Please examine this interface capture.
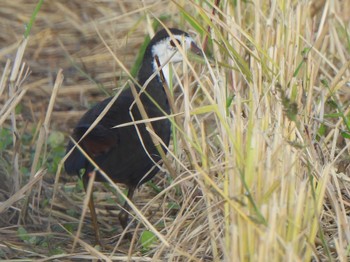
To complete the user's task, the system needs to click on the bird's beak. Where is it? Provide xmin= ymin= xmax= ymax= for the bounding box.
xmin=190 ymin=41 xmax=203 ymax=56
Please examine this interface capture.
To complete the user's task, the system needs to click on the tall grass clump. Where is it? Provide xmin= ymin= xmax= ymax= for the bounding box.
xmin=145 ymin=0 xmax=349 ymax=261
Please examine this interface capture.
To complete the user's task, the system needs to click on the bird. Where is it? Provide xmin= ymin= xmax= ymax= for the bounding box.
xmin=64 ymin=28 xmax=202 ymax=244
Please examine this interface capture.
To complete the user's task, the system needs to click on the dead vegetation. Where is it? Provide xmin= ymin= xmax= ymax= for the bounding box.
xmin=0 ymin=0 xmax=350 ymax=261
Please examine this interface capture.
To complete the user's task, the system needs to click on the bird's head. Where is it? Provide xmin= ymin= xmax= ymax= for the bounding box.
xmin=149 ymin=28 xmax=202 ymax=65
xmin=139 ymin=28 xmax=201 ymax=86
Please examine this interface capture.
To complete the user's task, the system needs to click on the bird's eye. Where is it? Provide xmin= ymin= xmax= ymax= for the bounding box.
xmin=170 ymin=39 xmax=182 ymax=48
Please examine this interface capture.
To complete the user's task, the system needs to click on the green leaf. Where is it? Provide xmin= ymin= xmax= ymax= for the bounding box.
xmin=341 ymin=131 xmax=350 ymax=139
xmin=324 ymin=113 xmax=343 ymax=118
xmin=317 ymin=124 xmax=326 ymax=137
xmin=167 ymin=201 xmax=180 ymax=210
xmin=320 ymin=79 xmax=329 ymax=87
xmin=130 ymin=18 xmax=169 ymax=77
xmin=146 ymin=180 xmax=162 ymax=193
xmin=17 ymin=226 xmax=38 ymax=244
xmin=24 ymin=0 xmax=44 ymax=38
xmin=17 ymin=226 xmax=29 ymax=242
xmin=226 ymin=94 xmax=235 ymax=109
xmin=177 ymin=5 xmax=207 ymax=36
xmin=0 ymin=128 xmax=13 ymax=150
xmin=48 ymin=131 xmax=65 ymax=148
xmin=62 ymin=223 xmax=75 ymax=233
xmin=140 ymin=230 xmax=157 ymax=250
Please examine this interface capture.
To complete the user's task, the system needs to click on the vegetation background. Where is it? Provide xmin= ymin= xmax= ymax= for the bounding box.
xmin=0 ymin=0 xmax=349 ymax=261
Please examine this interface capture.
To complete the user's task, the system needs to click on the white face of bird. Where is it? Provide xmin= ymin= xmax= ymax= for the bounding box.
xmin=151 ymin=34 xmax=196 ymax=64
xmin=151 ymin=33 xmax=201 ymax=86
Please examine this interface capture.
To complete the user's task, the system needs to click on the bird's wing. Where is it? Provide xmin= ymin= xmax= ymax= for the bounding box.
xmin=65 ymin=94 xmax=131 ymax=175
xmin=73 ymin=92 xmax=136 ymax=153
xmin=64 ymin=89 xmax=167 ymax=175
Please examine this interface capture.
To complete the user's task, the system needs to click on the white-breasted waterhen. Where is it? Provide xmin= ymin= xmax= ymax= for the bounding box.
xmin=64 ymin=28 xmax=202 ymax=244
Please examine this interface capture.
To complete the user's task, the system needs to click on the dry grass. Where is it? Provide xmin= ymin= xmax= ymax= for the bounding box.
xmin=1 ymin=0 xmax=350 ymax=261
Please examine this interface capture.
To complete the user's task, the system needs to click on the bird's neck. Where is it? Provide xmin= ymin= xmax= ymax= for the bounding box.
xmin=152 ymin=57 xmax=173 ymax=88
xmin=138 ymin=56 xmax=172 ymax=89
xmin=136 ymin=56 xmax=171 ymax=112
